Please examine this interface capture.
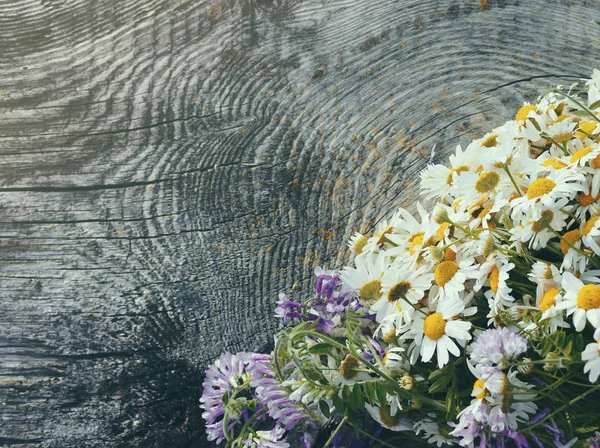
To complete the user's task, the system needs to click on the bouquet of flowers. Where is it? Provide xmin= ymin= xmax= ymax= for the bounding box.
xmin=200 ymin=70 xmax=600 ymax=448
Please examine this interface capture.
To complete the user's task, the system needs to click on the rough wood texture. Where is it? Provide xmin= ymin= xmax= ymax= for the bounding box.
xmin=1 ymin=0 xmax=600 ymax=446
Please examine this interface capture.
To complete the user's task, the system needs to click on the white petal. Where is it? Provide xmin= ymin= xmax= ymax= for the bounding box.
xmin=445 ymin=320 xmax=472 ymax=340
xmin=436 ymin=339 xmax=449 ymax=368
xmin=574 ymin=309 xmax=587 ymax=332
xmin=421 ymin=338 xmax=436 ymax=363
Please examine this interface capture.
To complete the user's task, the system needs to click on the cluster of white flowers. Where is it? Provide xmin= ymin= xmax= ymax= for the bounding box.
xmin=338 ymin=72 xmax=600 ymax=445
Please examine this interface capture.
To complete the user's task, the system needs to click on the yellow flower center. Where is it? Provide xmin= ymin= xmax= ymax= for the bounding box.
xmin=553 ymin=132 xmax=573 ymax=144
xmin=444 ymin=247 xmax=456 ymax=261
xmin=540 ymin=287 xmax=560 ymax=312
xmin=560 ymin=229 xmax=581 ymax=254
xmin=489 ymin=266 xmax=500 ymax=293
xmin=359 ymin=280 xmax=382 ymax=304
xmin=477 ymin=204 xmax=494 ymax=220
xmin=446 ymin=165 xmax=469 ymax=186
xmin=570 ymin=146 xmax=594 ymax=164
xmin=576 ymin=121 xmax=597 ymax=140
xmin=376 ymin=224 xmax=394 ymax=245
xmin=531 ymin=210 xmax=554 ymax=233
xmin=526 ymin=178 xmax=556 ymax=200
xmin=382 ymin=329 xmax=397 ymax=344
xmin=409 ymin=234 xmax=424 ymax=255
xmin=436 ymin=222 xmax=451 ymax=241
xmin=475 ymin=171 xmax=500 ymax=193
xmin=388 ymin=281 xmax=412 ymax=302
xmin=515 ymin=104 xmax=538 ymax=122
xmin=473 ymin=379 xmax=486 ymax=400
xmin=423 ymin=312 xmax=447 ymax=340
xmin=340 ymin=355 xmax=360 ymax=380
xmin=577 ymin=284 xmax=600 ymax=310
xmin=434 ymin=261 xmax=459 ymax=286
xmin=481 ymin=134 xmax=498 ymax=148
xmin=544 ymin=265 xmax=553 ymax=279
xmin=578 ymin=191 xmax=599 ymax=207
xmin=378 ymin=405 xmax=401 ymax=428
xmin=583 ymin=216 xmax=600 ymax=236
xmin=352 ymin=235 xmax=369 ymax=255
xmin=541 ymin=159 xmax=567 ymax=170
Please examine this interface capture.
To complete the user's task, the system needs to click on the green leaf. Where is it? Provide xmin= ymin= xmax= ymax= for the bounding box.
xmin=363 ymin=381 xmax=376 ymax=404
xmin=342 ymin=385 xmax=352 ymax=403
xmin=428 ymin=366 xmax=449 ymax=381
xmin=351 ymin=385 xmax=365 ymax=410
xmin=429 ymin=374 xmax=452 ymax=394
xmin=375 ymin=382 xmax=387 ymax=406
xmin=346 ymin=407 xmax=359 ymax=426
xmin=332 ymin=393 xmax=345 ymax=414
xmin=307 ymin=343 xmax=332 ymax=355
xmin=319 ymin=399 xmax=331 ymax=419
xmin=589 ymin=99 xmax=600 ymax=110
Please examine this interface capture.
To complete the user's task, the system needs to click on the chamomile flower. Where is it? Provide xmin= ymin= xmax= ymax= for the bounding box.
xmin=536 ymin=286 xmax=569 ymax=334
xmin=431 ymin=253 xmax=480 ymax=301
xmin=420 ymin=144 xmax=479 ymax=201
xmin=347 ymin=232 xmax=369 ymax=255
xmin=476 ymin=254 xmax=515 ymax=311
xmin=545 ymin=120 xmax=577 ymax=146
xmin=557 ymin=271 xmax=600 ymax=331
xmin=371 ymin=263 xmax=433 ymax=324
xmin=414 ymin=419 xmax=454 ymax=447
xmin=341 ymin=252 xmax=389 ymax=306
xmin=509 ymin=203 xmax=569 ymax=250
xmin=581 ymin=214 xmax=600 ymax=256
xmin=365 ymin=404 xmax=412 ymax=431
xmin=582 ymin=328 xmax=600 ymax=383
xmin=510 ymin=168 xmax=585 ymax=217
xmin=404 ymin=296 xmax=472 ymax=368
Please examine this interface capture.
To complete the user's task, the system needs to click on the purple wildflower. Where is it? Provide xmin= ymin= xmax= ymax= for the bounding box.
xmin=469 ymin=327 xmax=528 ymax=367
xmin=247 ymin=353 xmax=315 ymax=431
xmin=200 ymin=352 xmax=254 ymax=444
xmin=590 ymin=431 xmax=600 ymax=448
xmin=274 ymin=293 xmax=304 ymax=324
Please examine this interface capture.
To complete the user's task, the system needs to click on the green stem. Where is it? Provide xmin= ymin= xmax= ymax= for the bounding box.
xmin=503 ymin=165 xmax=523 ymax=197
xmin=556 ymin=90 xmax=600 ymax=123
xmin=323 ymin=416 xmax=348 ymax=448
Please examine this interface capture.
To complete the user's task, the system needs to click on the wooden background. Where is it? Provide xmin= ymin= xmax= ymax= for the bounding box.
xmin=1 ymin=0 xmax=599 ymax=446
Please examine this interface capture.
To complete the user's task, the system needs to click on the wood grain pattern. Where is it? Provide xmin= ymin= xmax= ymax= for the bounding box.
xmin=1 ymin=0 xmax=600 ymax=445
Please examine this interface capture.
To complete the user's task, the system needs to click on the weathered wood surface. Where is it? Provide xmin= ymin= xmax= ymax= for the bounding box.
xmin=1 ymin=0 xmax=599 ymax=446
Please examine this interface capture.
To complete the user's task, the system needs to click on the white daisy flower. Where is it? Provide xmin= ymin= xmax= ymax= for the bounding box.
xmin=510 ymin=168 xmax=585 ymax=217
xmin=509 ymin=203 xmax=569 ymax=250
xmin=403 ymin=296 xmax=472 ymax=368
xmin=581 ymin=214 xmax=600 ymax=256
xmin=413 ymin=419 xmax=453 ymax=447
xmin=568 ymin=144 xmax=600 ymax=168
xmin=545 ymin=120 xmax=577 ymax=146
xmin=420 ymin=144 xmax=479 ymax=201
xmin=431 ymin=252 xmax=480 ymax=301
xmin=536 ymin=285 xmax=569 ymax=334
xmin=559 ymin=228 xmax=588 ymax=273
xmin=556 ymin=271 xmax=600 ymax=331
xmin=586 ymin=68 xmax=600 ymax=106
xmin=341 ymin=252 xmax=388 ymax=306
xmin=371 ymin=263 xmax=433 ymax=325
xmin=347 ymin=232 xmax=369 ymax=255
xmin=365 ymin=404 xmax=412 ymax=431
xmin=582 ymin=328 xmax=600 ymax=383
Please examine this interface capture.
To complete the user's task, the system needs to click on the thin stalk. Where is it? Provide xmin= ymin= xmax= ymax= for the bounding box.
xmin=323 ymin=416 xmax=348 ymax=448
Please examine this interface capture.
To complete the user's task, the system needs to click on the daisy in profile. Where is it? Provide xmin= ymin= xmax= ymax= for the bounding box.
xmin=475 ymin=254 xmax=515 ymax=311
xmin=581 ymin=214 xmax=600 ymax=256
xmin=347 ymin=232 xmax=369 ymax=255
xmin=403 ymin=296 xmax=472 ymax=368
xmin=582 ymin=328 xmax=600 ymax=383
xmin=535 ymin=286 xmax=569 ymax=334
xmin=365 ymin=403 xmax=412 ymax=431
xmin=341 ymin=252 xmax=388 ymax=306
xmin=557 ymin=271 xmax=600 ymax=331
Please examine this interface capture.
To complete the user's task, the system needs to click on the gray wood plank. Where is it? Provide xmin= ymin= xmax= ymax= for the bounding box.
xmin=1 ymin=0 xmax=599 ymax=445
